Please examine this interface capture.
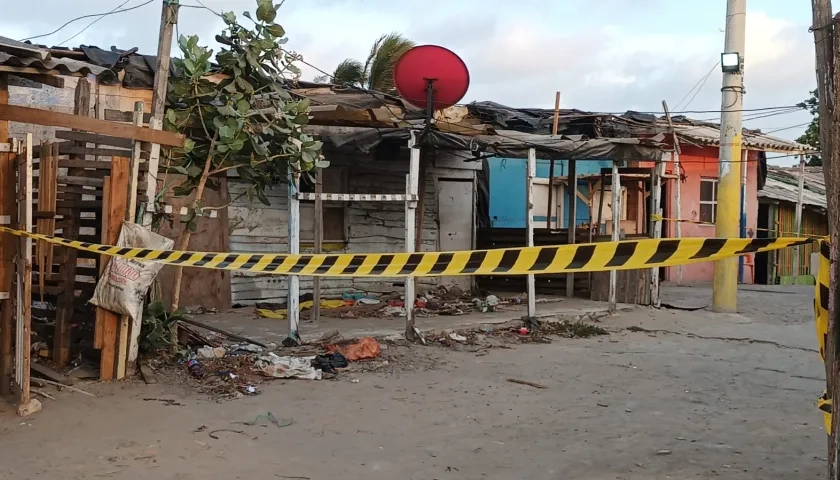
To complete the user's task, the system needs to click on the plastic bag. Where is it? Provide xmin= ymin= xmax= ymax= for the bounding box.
xmin=90 ymin=222 xmax=174 ymax=323
xmin=330 ymin=337 xmax=382 ymax=361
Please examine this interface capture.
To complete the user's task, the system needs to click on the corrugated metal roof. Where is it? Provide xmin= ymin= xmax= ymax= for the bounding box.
xmin=0 ymin=37 xmax=116 ymax=82
xmin=464 ymin=103 xmax=815 ymax=153
xmin=669 ymin=123 xmax=814 ymax=153
xmin=758 ymin=166 xmax=826 ymax=210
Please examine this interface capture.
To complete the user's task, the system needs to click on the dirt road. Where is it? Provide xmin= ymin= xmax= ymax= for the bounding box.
xmin=0 ymin=284 xmax=826 ymax=479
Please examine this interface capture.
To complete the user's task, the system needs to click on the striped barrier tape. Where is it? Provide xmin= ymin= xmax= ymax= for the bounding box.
xmin=651 ymin=214 xmax=829 ymax=239
xmin=0 ymin=226 xmax=814 ymax=277
xmin=815 ymin=240 xmax=831 ymax=433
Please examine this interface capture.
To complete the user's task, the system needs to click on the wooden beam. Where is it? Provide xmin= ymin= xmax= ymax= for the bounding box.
xmin=0 ymin=76 xmax=13 ymax=396
xmin=0 ymin=141 xmax=14 ymax=396
xmin=54 ymin=80 xmax=91 ymax=365
xmin=312 ymin=168 xmax=323 ymax=323
xmin=104 ymin=109 xmax=152 ymax=124
xmin=99 ymin=158 xmax=130 ymax=380
xmin=566 ymin=159 xmax=577 ymax=298
xmin=8 ymin=73 xmax=65 ymax=89
xmin=0 ymin=65 xmax=82 ymax=78
xmin=0 ymin=104 xmax=184 ymax=147
xmin=116 ymin=103 xmax=145 ymax=379
xmin=54 ymin=130 xmax=134 ymax=149
xmin=17 ymin=133 xmax=34 ymax=405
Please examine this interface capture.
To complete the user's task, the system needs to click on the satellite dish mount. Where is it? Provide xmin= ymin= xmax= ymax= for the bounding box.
xmin=393 ymin=45 xmax=470 ymax=141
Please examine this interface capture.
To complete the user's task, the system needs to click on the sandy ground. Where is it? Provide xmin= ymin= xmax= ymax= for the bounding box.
xmin=0 ymin=283 xmax=827 ymax=480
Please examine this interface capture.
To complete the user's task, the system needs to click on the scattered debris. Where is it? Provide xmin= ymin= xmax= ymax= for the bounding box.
xmin=312 ymin=353 xmax=349 ymax=373
xmin=187 ymin=359 xmax=205 ymax=379
xmin=38 ymin=379 xmax=96 ymax=397
xmin=448 ymin=332 xmax=467 ymax=343
xmin=350 ymin=378 xmax=360 ymax=383
xmin=209 ymin=429 xmax=250 ymax=440
xmin=232 ymin=343 xmax=264 ymax=353
xmin=143 ymin=398 xmax=184 ymax=407
xmin=312 ymin=329 xmax=341 ymax=344
xmin=197 ymin=346 xmax=226 ymax=359
xmin=67 ymin=364 xmax=99 ymax=380
xmin=382 ymin=305 xmax=406 ymax=317
xmin=244 ymin=412 xmax=293 ymax=428
xmin=506 ymin=378 xmax=547 ymax=389
xmin=656 ymin=449 xmax=672 ymax=455
xmin=330 ymin=337 xmax=382 ymax=361
xmin=256 ymin=354 xmax=322 ymax=380
xmin=16 ymin=398 xmax=42 ymax=417
xmin=178 ymin=316 xmax=268 ymax=348
xmin=31 ymin=362 xmax=74 ymax=385
xmin=32 ymin=388 xmax=56 ymax=401
xmin=241 ymin=385 xmax=258 ymax=395
xmin=597 ymin=403 xmax=609 ymax=408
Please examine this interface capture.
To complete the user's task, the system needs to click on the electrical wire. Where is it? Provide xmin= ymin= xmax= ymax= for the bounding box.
xmin=19 ymin=0 xmax=155 ymax=42
xmin=674 ymin=62 xmax=719 ymax=112
xmin=57 ymin=0 xmax=132 ymax=46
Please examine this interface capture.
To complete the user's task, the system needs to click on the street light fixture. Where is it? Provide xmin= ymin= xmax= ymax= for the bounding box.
xmin=721 ymin=52 xmax=741 ymax=73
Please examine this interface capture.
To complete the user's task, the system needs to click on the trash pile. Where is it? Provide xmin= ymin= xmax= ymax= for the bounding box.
xmin=252 ymin=287 xmax=528 ymax=321
xmin=151 ymin=334 xmax=386 ymax=400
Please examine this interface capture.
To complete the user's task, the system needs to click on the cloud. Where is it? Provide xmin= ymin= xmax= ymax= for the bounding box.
xmin=0 ymin=1 xmax=816 ymax=164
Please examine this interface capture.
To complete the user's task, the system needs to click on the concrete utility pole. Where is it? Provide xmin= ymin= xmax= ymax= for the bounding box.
xmin=712 ymin=0 xmax=747 ymax=312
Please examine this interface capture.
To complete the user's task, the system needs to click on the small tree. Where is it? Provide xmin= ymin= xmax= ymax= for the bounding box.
xmin=314 ymin=32 xmax=415 ymax=92
xmin=797 ymin=89 xmax=822 ymax=166
xmin=162 ymin=0 xmax=325 ymax=310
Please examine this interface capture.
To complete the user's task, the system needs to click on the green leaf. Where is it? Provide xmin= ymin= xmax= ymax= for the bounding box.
xmin=229 ymin=138 xmax=245 ymax=152
xmin=218 ymin=125 xmax=233 ymax=139
xmin=237 ymin=99 xmax=250 ymax=113
xmin=315 ymin=159 xmax=330 ymax=169
xmin=256 ymin=187 xmax=270 ymax=206
xmin=183 ymin=58 xmax=196 ymax=74
xmin=265 ymin=23 xmax=285 ymax=38
xmin=222 ymin=11 xmax=236 ymax=25
xmin=256 ymin=0 xmax=277 ymax=22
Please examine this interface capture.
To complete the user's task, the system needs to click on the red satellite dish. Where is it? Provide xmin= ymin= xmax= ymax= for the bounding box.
xmin=393 ymin=45 xmax=470 ymax=111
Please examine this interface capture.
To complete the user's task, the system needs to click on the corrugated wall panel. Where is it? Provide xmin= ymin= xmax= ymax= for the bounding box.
xmin=227 ymin=159 xmax=448 ymax=306
xmin=773 ymin=205 xmax=826 ymax=278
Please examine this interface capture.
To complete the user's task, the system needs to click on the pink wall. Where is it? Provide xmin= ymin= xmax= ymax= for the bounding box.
xmin=660 ymin=146 xmax=758 ymax=284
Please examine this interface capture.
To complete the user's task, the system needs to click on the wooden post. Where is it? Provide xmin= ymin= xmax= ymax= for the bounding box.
xmin=566 ymin=159 xmax=577 ymax=297
xmin=143 ymin=0 xmax=179 ymax=227
xmin=650 ymin=153 xmax=665 ymax=307
xmin=609 ymin=163 xmax=621 ymax=312
xmin=662 ymin=100 xmax=683 ymax=284
xmin=287 ymin=165 xmax=301 ymax=344
xmin=413 ymin=158 xmax=427 ymax=299
xmin=311 ymin=168 xmax=323 ymax=323
xmin=525 ymin=148 xmax=536 ymax=319
xmin=16 ymin=133 xmax=33 ymax=406
xmin=54 ymin=78 xmax=90 ymax=365
xmin=120 ymin=102 xmax=144 ymax=375
xmin=793 ymin=155 xmax=805 ymax=285
xmin=98 ymin=158 xmax=130 ymax=380
xmin=0 ymin=73 xmax=13 ymax=396
xmin=546 ymin=92 xmax=561 ymax=229
xmin=596 ymin=173 xmax=606 ymax=233
xmin=404 ymin=132 xmax=420 ymax=341
xmin=811 ymin=3 xmax=838 ymax=474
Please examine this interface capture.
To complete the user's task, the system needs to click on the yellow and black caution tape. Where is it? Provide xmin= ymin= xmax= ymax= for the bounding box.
xmin=815 ymin=240 xmax=831 ymax=433
xmin=0 ymin=226 xmax=815 ymax=277
xmin=651 ymin=214 xmax=829 ymax=240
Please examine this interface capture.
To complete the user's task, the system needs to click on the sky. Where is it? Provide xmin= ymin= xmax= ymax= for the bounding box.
xmin=1 ymin=0 xmax=819 ymax=166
